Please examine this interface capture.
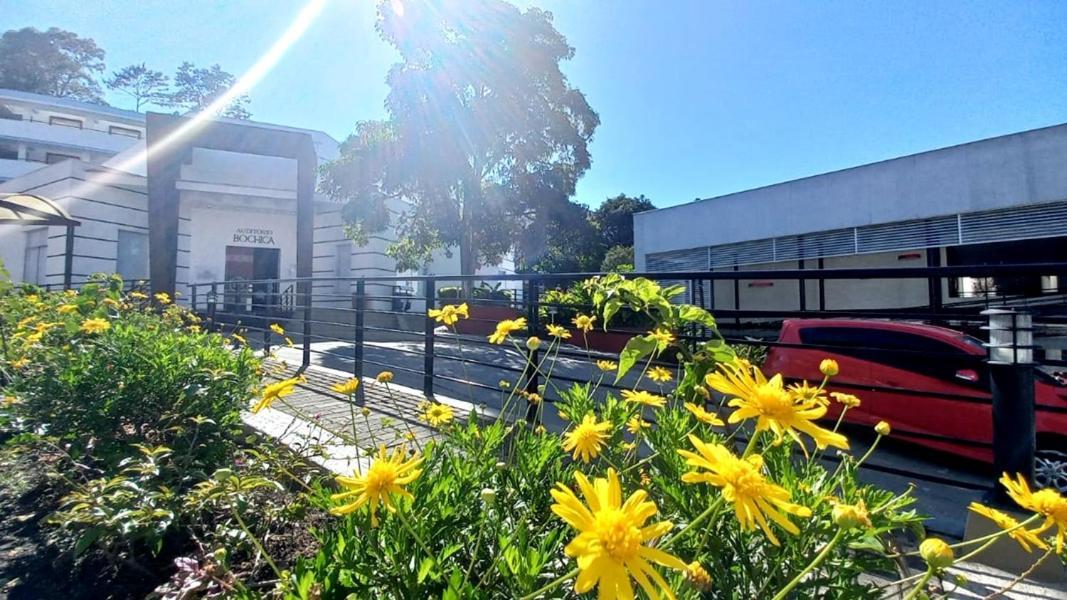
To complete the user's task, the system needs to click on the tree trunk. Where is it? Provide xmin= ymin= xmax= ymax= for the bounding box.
xmin=459 ymin=176 xmax=481 ymax=299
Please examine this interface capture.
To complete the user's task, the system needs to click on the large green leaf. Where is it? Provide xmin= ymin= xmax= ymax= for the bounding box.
xmin=677 ymin=304 xmax=716 ymax=329
xmin=616 ymin=334 xmax=656 ymax=382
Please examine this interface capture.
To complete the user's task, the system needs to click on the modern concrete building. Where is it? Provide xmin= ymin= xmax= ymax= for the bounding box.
xmin=634 ymin=123 xmax=1067 ymax=311
xmin=0 ymin=89 xmax=144 ymax=183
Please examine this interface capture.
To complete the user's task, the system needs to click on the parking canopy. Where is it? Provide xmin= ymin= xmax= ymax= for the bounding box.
xmin=0 ymin=193 xmax=80 ymax=226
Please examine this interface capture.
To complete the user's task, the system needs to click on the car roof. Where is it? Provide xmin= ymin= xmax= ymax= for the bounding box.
xmin=783 ymin=318 xmax=976 ymax=344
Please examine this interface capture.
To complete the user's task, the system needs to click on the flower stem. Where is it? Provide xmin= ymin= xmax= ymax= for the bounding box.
xmin=902 ymin=568 xmax=934 ymax=600
xmin=770 ymin=528 xmax=845 ymax=600
xmin=231 ymin=506 xmax=282 ymax=579
xmin=519 ymin=567 xmax=579 ymax=600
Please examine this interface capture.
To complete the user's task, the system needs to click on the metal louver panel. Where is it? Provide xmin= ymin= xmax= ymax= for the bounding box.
xmin=961 ymin=202 xmax=1067 ymax=244
xmin=645 ymin=247 xmax=709 ymax=272
xmin=774 ymin=228 xmax=855 ymax=261
xmin=709 ymin=239 xmax=775 ymax=268
xmin=856 ymin=216 xmax=959 ymax=253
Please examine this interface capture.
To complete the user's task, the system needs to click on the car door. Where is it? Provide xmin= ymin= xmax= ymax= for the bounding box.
xmin=786 ymin=325 xmax=876 ymax=424
xmin=843 ymin=328 xmax=992 ymax=460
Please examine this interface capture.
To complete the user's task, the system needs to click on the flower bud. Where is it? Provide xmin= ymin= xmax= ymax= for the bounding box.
xmin=499 ymin=380 xmax=511 ymax=390
xmin=525 ymin=336 xmax=541 ymax=351
xmin=685 ymin=561 xmax=712 ymax=591
xmin=832 ymin=500 xmax=871 ymax=530
xmin=361 ymin=407 xmax=371 ymax=417
xmin=875 ymin=420 xmax=891 ymax=436
xmin=819 ymin=359 xmax=839 ymax=377
xmin=480 ymin=488 xmax=497 ymax=505
xmin=920 ymin=538 xmax=954 ymax=570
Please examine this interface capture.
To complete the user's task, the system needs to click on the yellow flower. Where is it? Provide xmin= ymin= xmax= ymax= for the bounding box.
xmin=626 ymin=416 xmax=650 ymax=435
xmin=80 ymin=318 xmax=111 ymax=335
xmin=787 ymin=381 xmax=827 ymax=405
xmin=830 ymin=391 xmax=861 ymax=408
xmin=376 ymin=371 xmax=394 ymax=384
xmin=969 ymin=501 xmax=1047 ymax=553
xmin=421 ymin=402 xmax=454 ymax=427
xmin=647 ymin=328 xmax=675 ymax=352
xmin=526 ymin=336 xmax=542 ymax=351
xmin=706 ymin=360 xmax=848 ymax=451
xmin=562 ymin=414 xmax=612 ymax=463
xmin=24 ymin=294 xmax=40 ymax=305
xmin=621 ymin=389 xmax=666 ymax=408
xmin=547 ymin=323 xmax=571 ymax=339
xmin=571 ymin=314 xmax=596 ymax=333
xmin=679 ymin=435 xmax=812 ymax=545
xmin=685 ymin=561 xmax=712 ymax=591
xmin=647 ymin=366 xmax=672 ymax=383
xmin=63 ymin=289 xmax=77 ymax=297
xmin=232 ymin=333 xmax=247 ymax=346
xmin=330 ymin=445 xmax=423 ymax=527
xmin=129 ymin=291 xmax=148 ymax=300
xmin=188 ymin=324 xmax=201 ymax=334
xmin=427 ymin=303 xmax=469 ymax=326
xmin=550 ymin=468 xmax=686 ymax=600
xmin=9 ymin=358 xmax=29 ymax=370
xmin=58 ymin=303 xmax=79 ymax=314
xmin=1 ymin=395 xmax=20 ymax=408
xmin=684 ymin=402 xmax=724 ymax=426
xmin=251 ymin=377 xmax=302 ymax=413
xmin=831 ymin=499 xmax=872 ymax=529
xmin=919 ymin=538 xmax=954 ymax=570
xmin=875 ymin=421 xmax=891 ymax=436
xmin=1001 ymin=472 xmax=1067 ymax=552
xmin=285 ymin=336 xmax=294 ymax=348
xmin=270 ymin=323 xmax=285 ymax=335
xmin=488 ymin=317 xmax=526 ymax=344
xmin=819 ymin=358 xmax=839 ymax=377
xmin=525 ymin=392 xmax=542 ymax=405
xmin=596 ymin=360 xmax=618 ymax=373
xmin=332 ymin=378 xmax=360 ymax=396
xmin=102 ymin=297 xmax=121 ymax=308
xmin=154 ymin=292 xmax=171 ymax=304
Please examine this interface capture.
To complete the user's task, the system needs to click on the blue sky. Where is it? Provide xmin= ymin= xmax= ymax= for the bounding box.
xmin=5 ymin=1 xmax=1067 ymax=208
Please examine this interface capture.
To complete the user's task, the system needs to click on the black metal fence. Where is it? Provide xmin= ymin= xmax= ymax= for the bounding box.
xmin=183 ymin=263 xmax=1067 ymax=535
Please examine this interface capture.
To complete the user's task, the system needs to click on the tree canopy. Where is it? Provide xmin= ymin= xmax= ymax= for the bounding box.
xmin=0 ymin=27 xmax=106 ymax=103
xmin=169 ymin=62 xmax=251 ymax=119
xmin=591 ymin=193 xmax=655 ymax=249
xmin=324 ymin=0 xmax=599 ymax=276
xmin=105 ymin=63 xmax=171 ymax=111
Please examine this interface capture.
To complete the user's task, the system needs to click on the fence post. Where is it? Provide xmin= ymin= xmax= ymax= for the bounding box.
xmin=191 ymin=284 xmax=198 ymax=314
xmin=524 ymin=278 xmax=541 ymax=425
xmin=423 ymin=277 xmax=435 ymax=399
xmin=983 ymin=308 xmax=1036 ymax=503
xmin=208 ymin=283 xmax=218 ymax=332
xmin=353 ymin=279 xmax=365 ymax=404
xmin=301 ymin=280 xmax=312 ymax=369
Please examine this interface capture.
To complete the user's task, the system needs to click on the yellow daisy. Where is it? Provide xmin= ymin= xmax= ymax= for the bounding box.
xmin=154 ymin=292 xmax=171 ymax=304
xmin=550 ymin=468 xmax=686 ymax=600
xmin=621 ymin=389 xmax=666 ymax=408
xmin=331 ymin=378 xmax=360 ymax=396
xmin=647 ymin=328 xmax=675 ymax=352
xmin=571 ymin=314 xmax=596 ymax=333
xmin=626 ymin=415 xmax=651 ymax=435
xmin=57 ymin=303 xmax=79 ymax=314
xmin=706 ymin=360 xmax=848 ymax=451
xmin=251 ymin=377 xmax=302 ymax=413
xmin=648 ymin=366 xmax=672 ymax=383
xmin=679 ymin=435 xmax=812 ymax=545
xmin=376 ymin=371 xmax=394 ymax=383
xmin=562 ymin=414 xmax=612 ymax=463
xmin=488 ymin=317 xmax=526 ymax=344
xmin=596 ymin=360 xmax=618 ymax=373
xmin=547 ymin=323 xmax=572 ymax=339
xmin=684 ymin=402 xmax=724 ymax=426
xmin=420 ymin=402 xmax=454 ymax=427
xmin=427 ymin=303 xmax=469 ymax=326
xmin=270 ymin=323 xmax=285 ymax=335
xmin=79 ymin=318 xmax=111 ymax=335
xmin=968 ymin=501 xmax=1047 ymax=553
xmin=829 ymin=392 xmax=861 ymax=408
xmin=1000 ymin=472 xmax=1067 ymax=552
xmin=330 ymin=445 xmax=423 ymax=527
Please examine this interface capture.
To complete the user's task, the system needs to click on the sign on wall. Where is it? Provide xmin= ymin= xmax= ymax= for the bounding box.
xmin=232 ymin=227 xmax=275 ymax=245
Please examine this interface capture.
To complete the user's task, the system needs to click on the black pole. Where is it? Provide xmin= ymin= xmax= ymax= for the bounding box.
xmin=988 ymin=312 xmax=1036 ymax=504
xmin=63 ymin=224 xmax=74 ymax=290
xmin=523 ymin=278 xmax=541 ymax=425
xmin=353 ymin=279 xmax=365 ymax=405
xmin=423 ymin=277 xmax=435 ymax=399
xmin=798 ymin=259 xmax=807 ymax=312
xmin=300 ymin=281 xmax=311 ymax=369
xmin=208 ymin=283 xmax=218 ymax=332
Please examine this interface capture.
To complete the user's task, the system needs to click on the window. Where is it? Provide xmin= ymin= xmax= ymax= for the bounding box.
xmin=334 ymin=243 xmax=351 ymax=297
xmin=45 ymin=152 xmax=79 ymax=165
xmin=48 ymin=116 xmax=83 ymax=128
xmin=117 ymin=230 xmax=149 ymax=281
xmin=0 ymin=142 xmax=18 ymax=160
xmin=108 ymin=125 xmax=142 ymax=139
xmin=798 ymin=326 xmax=983 ymax=383
xmin=22 ymin=228 xmax=48 ymax=285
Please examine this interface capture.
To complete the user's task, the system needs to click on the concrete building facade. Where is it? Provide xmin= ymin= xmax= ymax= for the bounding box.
xmin=634 ymin=123 xmax=1067 ymax=310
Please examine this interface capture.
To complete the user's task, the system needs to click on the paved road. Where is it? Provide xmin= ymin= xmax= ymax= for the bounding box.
xmin=272 ymin=334 xmax=997 ymax=540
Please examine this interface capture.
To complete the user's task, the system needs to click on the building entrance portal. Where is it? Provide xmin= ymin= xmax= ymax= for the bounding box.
xmin=224 ymin=246 xmax=281 ymax=314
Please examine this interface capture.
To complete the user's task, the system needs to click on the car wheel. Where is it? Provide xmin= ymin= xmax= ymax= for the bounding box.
xmin=1034 ymin=449 xmax=1067 ymax=493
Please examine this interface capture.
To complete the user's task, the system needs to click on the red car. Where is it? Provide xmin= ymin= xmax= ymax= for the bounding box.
xmin=763 ymin=319 xmax=1067 ymax=490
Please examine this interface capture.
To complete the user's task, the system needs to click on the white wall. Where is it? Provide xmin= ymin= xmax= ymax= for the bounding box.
xmin=187 ymin=205 xmax=298 ymax=286
xmin=635 ymin=122 xmax=1067 ymax=263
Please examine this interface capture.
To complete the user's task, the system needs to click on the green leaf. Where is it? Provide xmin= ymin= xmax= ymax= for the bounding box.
xmin=616 ymin=334 xmax=656 ymax=382
xmin=74 ymin=527 xmax=102 ymax=556
xmin=417 ymin=557 xmax=436 ymax=583
xmin=677 ymin=304 xmax=716 ymax=329
xmin=602 ymin=297 xmax=622 ymax=328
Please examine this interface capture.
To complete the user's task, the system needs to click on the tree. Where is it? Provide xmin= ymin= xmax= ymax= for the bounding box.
xmin=591 ymin=193 xmax=655 ymax=248
xmin=519 ymin=200 xmax=605 ymax=273
xmin=324 ymin=0 xmax=599 ymax=280
xmin=168 ymin=62 xmax=251 ymax=119
xmin=600 ymin=244 xmax=635 ymax=273
xmin=106 ymin=63 xmax=170 ymax=111
xmin=0 ymin=27 xmax=106 ymax=103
